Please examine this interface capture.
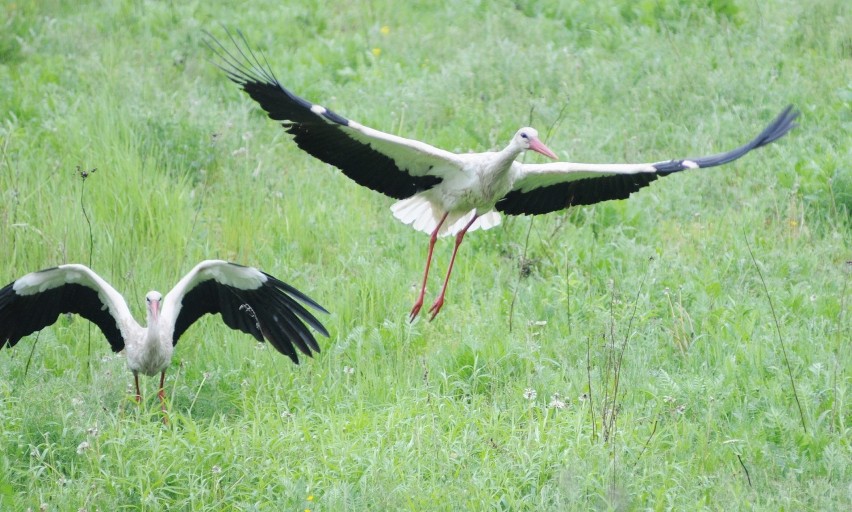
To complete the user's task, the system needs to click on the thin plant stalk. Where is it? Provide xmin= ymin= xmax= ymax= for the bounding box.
xmin=744 ymin=232 xmax=807 ymax=433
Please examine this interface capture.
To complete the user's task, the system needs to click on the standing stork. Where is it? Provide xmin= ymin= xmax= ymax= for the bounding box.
xmin=0 ymin=260 xmax=328 ymax=417
xmin=206 ymin=30 xmax=798 ymax=321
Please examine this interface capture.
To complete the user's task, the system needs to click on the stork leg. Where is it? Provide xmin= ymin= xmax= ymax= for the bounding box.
xmin=158 ymin=371 xmax=168 ymax=424
xmin=133 ymin=372 xmax=142 ymax=403
xmin=409 ymin=212 xmax=449 ymax=322
xmin=428 ymin=214 xmax=479 ymax=321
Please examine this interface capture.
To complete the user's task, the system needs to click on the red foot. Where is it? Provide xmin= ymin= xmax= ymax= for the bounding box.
xmin=427 ymin=296 xmax=445 ymax=321
xmin=409 ymin=299 xmax=424 ymax=322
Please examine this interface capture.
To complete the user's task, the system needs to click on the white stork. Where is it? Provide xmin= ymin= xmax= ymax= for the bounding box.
xmin=206 ymin=31 xmax=799 ymax=321
xmin=0 ymin=260 xmax=328 ymax=415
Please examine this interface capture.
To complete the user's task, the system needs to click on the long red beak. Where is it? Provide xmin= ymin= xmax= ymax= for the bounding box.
xmin=528 ymin=137 xmax=558 ymax=160
xmin=150 ymin=300 xmax=160 ymax=322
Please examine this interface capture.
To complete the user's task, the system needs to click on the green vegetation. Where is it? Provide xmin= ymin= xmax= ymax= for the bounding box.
xmin=0 ymin=0 xmax=848 ymax=509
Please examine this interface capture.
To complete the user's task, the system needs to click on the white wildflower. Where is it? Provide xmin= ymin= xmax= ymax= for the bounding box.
xmin=548 ymin=393 xmax=567 ymax=409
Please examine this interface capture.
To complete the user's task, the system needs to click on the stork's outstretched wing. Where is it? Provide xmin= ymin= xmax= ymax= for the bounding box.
xmin=163 ymin=260 xmax=329 ymax=364
xmin=497 ymin=106 xmax=799 ymax=215
xmin=205 ymin=29 xmax=468 ymax=199
xmin=0 ymin=265 xmax=135 ymax=351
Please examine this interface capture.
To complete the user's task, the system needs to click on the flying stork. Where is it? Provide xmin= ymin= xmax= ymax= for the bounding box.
xmin=206 ymin=30 xmax=799 ymax=322
xmin=0 ymin=260 xmax=329 ymax=416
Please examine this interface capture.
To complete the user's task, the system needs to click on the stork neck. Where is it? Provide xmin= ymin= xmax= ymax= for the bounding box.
xmin=493 ymin=144 xmax=524 ymax=173
xmin=145 ymin=302 xmax=163 ymax=342
xmin=145 ymin=315 xmax=161 ymax=343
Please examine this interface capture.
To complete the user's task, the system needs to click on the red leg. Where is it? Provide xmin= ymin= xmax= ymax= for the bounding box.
xmin=428 ymin=214 xmax=478 ymax=321
xmin=134 ymin=373 xmax=142 ymax=403
xmin=410 ymin=212 xmax=449 ymax=322
xmin=158 ymin=371 xmax=168 ymax=425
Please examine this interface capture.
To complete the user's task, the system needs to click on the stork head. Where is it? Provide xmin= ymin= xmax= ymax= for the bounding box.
xmin=145 ymin=291 xmax=162 ymax=323
xmin=514 ymin=127 xmax=558 ymax=160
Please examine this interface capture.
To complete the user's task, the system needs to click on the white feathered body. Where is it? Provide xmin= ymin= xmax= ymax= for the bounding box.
xmin=391 ymin=149 xmax=521 ymax=237
xmin=124 ymin=322 xmax=173 ymax=377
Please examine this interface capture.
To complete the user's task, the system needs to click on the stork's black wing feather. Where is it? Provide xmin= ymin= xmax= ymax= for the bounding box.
xmin=171 ymin=272 xmax=328 ymax=364
xmin=205 ymin=29 xmax=442 ymax=199
xmin=0 ymin=272 xmax=125 ymax=352
xmin=498 ymin=173 xmax=662 ymax=216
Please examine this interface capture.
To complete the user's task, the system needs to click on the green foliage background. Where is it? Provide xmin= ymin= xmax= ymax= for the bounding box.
xmin=0 ymin=0 xmax=849 ymax=510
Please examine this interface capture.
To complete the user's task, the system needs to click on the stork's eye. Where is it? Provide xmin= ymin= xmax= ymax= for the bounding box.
xmin=520 ymin=132 xmax=529 ymax=140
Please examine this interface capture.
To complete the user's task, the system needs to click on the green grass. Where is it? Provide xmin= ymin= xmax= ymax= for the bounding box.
xmin=1 ymin=0 xmax=849 ymax=509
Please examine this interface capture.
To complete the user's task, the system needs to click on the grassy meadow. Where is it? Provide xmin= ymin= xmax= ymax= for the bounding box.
xmin=1 ymin=0 xmax=849 ymax=509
